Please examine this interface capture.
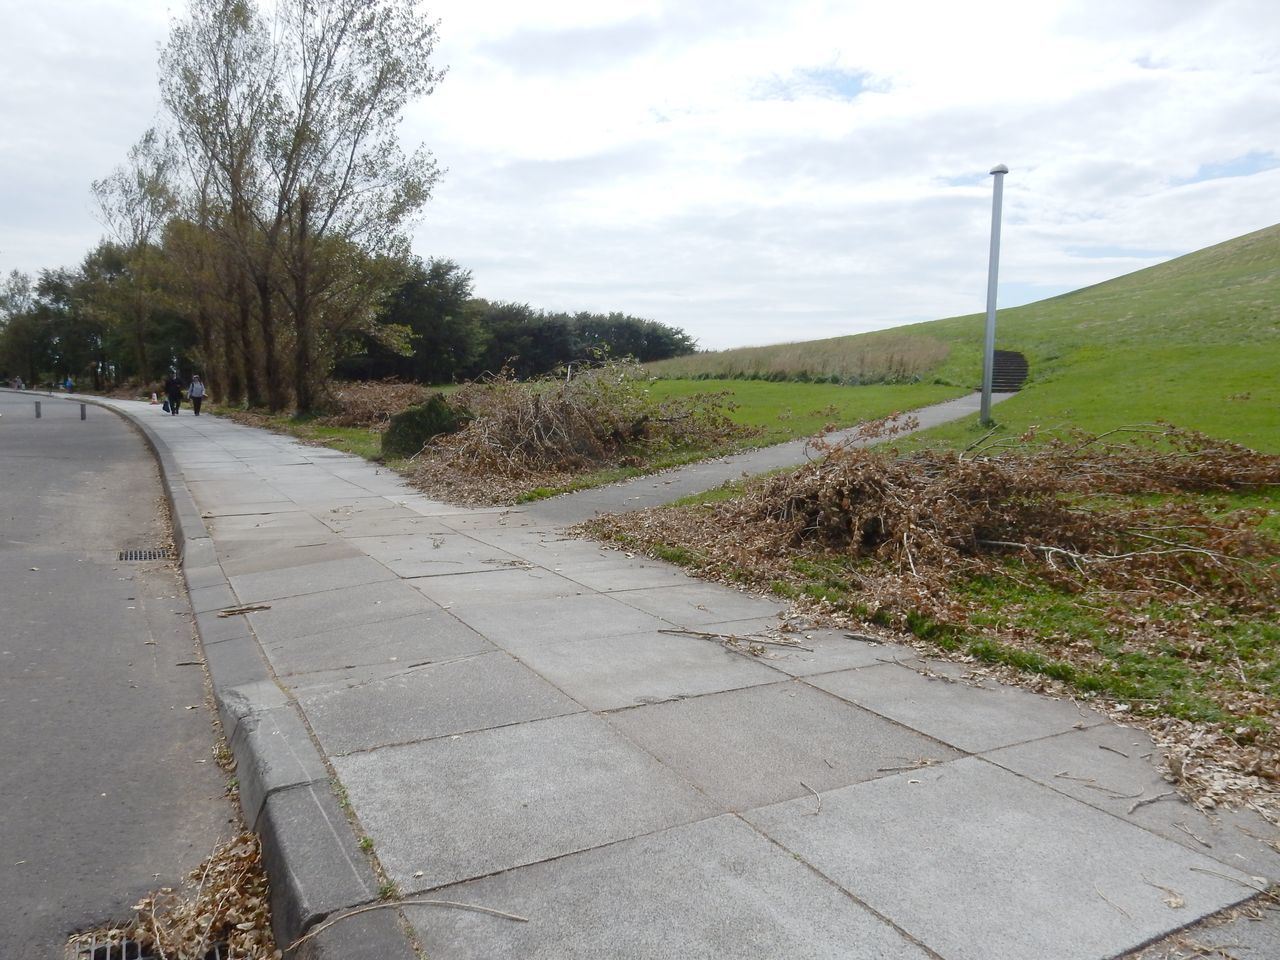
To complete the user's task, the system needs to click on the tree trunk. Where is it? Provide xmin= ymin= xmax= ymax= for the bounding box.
xmin=292 ymin=191 xmax=313 ymax=414
xmin=255 ymin=274 xmax=287 ymax=412
xmin=238 ymin=278 xmax=263 ymax=407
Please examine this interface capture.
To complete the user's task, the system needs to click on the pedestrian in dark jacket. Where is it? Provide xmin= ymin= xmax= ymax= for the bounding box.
xmin=164 ymin=375 xmax=183 ymax=415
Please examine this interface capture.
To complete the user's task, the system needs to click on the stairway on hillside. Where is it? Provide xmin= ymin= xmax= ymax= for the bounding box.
xmin=990 ymin=349 xmax=1029 ymax=392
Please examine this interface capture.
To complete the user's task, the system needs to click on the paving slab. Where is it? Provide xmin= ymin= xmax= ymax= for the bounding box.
xmin=315 ymin=505 xmax=453 ymax=538
xmin=207 ymin=510 xmax=334 ymax=540
xmin=745 ymin=756 xmax=1258 ymax=960
xmin=299 ymin=650 xmax=583 ymax=755
xmin=406 ymin=565 xmax=590 ymax=606
xmin=557 ymin=556 xmax=693 ymax=592
xmin=807 ymin=659 xmax=1106 ymax=752
xmin=608 ymin=680 xmax=962 ymax=810
xmin=685 ymin=617 xmax=917 ymax=677
xmin=445 ymin=592 xmax=670 ymax=654
xmin=409 ymin=814 xmax=933 ymax=960
xmin=514 ymin=629 xmax=781 ymax=711
xmin=332 ymin=712 xmax=723 ymax=891
xmin=348 ymin=531 xmax=524 ymax=577
xmin=260 ymin=608 xmax=495 ymax=678
xmin=612 ymin=581 xmax=786 ymax=626
xmin=217 ymin=539 xmax=361 ymax=577
xmin=244 ymin=578 xmax=436 ymax=645
xmin=984 ymin=724 xmax=1280 ymax=880
xmin=228 ymin=554 xmax=397 ymax=604
xmin=439 ymin=510 xmax=541 ymax=531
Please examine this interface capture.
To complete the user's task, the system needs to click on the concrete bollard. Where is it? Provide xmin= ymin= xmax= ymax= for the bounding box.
xmin=81 ymin=403 xmax=87 ymax=420
xmin=35 ymin=401 xmax=41 ymax=419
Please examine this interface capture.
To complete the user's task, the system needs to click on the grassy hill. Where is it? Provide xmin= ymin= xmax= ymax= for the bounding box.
xmin=653 ymin=223 xmax=1280 ymax=451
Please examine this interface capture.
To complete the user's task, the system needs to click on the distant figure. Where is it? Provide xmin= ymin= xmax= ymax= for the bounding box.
xmin=64 ymin=375 xmax=74 ymax=392
xmin=164 ymin=374 xmax=183 ymax=416
xmin=12 ymin=377 xmax=23 ymax=390
xmin=188 ymin=375 xmax=206 ymax=416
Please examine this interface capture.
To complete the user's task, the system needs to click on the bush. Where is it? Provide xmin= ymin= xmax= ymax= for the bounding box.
xmin=381 ymin=393 xmax=469 ymax=458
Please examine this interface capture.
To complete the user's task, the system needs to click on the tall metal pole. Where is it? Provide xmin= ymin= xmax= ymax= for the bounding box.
xmin=980 ymin=163 xmax=1008 ymax=426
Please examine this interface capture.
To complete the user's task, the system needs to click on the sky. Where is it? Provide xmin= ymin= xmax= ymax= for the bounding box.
xmin=2 ymin=0 xmax=1278 ymax=350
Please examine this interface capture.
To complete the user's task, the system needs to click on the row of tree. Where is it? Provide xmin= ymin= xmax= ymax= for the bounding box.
xmin=337 ymin=258 xmax=696 ymax=382
xmin=1 ymin=0 xmax=695 ymax=409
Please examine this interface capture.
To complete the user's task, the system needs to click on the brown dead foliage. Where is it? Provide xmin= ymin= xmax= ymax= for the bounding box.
xmin=736 ymin=426 xmax=1277 ymax=609
xmin=408 ymin=362 xmax=756 ymax=503
xmin=68 ymin=833 xmax=278 ymax=959
xmin=586 ymin=426 xmax=1280 ymax=811
xmin=315 ymin=380 xmax=431 ymax=428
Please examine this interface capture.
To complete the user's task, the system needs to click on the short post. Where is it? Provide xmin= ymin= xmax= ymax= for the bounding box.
xmin=81 ymin=403 xmax=87 ymax=420
xmin=980 ymin=163 xmax=1009 ymax=427
xmin=35 ymin=401 xmax=41 ymax=419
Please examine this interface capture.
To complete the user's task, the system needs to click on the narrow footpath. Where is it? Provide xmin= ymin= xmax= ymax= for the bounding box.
xmin=89 ymin=392 xmax=1278 ymax=960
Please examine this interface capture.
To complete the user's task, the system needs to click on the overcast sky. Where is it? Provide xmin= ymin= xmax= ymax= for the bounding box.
xmin=2 ymin=0 xmax=1278 ymax=349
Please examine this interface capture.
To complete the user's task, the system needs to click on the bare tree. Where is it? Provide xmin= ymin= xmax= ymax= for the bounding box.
xmin=92 ymin=128 xmax=179 ymax=379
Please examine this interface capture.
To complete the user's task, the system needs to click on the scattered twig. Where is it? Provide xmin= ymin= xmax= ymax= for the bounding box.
xmin=1094 ymin=883 xmax=1132 ymax=919
xmin=1142 ymin=876 xmax=1186 ymax=909
xmin=1187 ymin=867 xmax=1267 ymax=892
xmin=217 ymin=604 xmax=272 ymax=617
xmin=288 ymin=899 xmax=529 ymax=950
xmin=1054 ymin=772 xmax=1143 ymax=798
xmin=657 ymin=628 xmax=814 ymax=652
xmin=1129 ymin=791 xmax=1178 ymax=815
xmin=1173 ymin=820 xmax=1212 ymax=848
xmin=800 ymin=780 xmax=822 ymax=815
xmin=1098 ymin=744 xmax=1131 ymax=759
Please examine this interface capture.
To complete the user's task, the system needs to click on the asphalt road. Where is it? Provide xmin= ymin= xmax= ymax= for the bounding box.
xmin=0 ymin=390 xmax=236 ymax=958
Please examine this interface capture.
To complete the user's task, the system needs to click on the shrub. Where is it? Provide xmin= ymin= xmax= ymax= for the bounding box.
xmin=381 ymin=393 xmax=469 ymax=458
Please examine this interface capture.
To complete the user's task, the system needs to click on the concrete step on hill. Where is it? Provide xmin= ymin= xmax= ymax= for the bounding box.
xmin=990 ymin=349 xmax=1029 ymax=392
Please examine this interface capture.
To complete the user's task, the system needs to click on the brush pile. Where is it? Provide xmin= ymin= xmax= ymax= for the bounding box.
xmin=410 ymin=361 xmax=754 ymax=502
xmin=316 ymin=380 xmax=431 ymax=427
xmin=737 ymin=427 xmax=1278 ymax=608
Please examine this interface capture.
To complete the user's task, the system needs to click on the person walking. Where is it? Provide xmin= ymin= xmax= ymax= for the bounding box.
xmin=164 ymin=373 xmax=183 ymax=416
xmin=188 ymin=375 xmax=206 ymax=416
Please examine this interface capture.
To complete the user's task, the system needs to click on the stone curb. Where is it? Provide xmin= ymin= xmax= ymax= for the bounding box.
xmin=83 ymin=397 xmax=413 ymax=959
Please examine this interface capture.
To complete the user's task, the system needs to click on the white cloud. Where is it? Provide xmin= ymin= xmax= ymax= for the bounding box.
xmin=2 ymin=0 xmax=1278 ymax=349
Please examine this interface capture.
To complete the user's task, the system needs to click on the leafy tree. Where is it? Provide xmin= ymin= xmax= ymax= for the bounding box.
xmin=159 ymin=0 xmax=443 ymax=412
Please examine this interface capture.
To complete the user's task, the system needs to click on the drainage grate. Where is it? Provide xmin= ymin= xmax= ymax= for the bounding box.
xmin=117 ymin=547 xmax=174 ymax=562
xmin=69 ymin=938 xmax=228 ymax=960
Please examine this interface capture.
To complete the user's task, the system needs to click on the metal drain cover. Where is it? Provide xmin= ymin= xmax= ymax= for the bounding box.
xmin=117 ymin=547 xmax=173 ymax=562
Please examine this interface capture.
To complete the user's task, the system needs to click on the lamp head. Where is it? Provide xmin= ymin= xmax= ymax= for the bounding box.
xmin=990 ymin=163 xmax=1009 ymax=175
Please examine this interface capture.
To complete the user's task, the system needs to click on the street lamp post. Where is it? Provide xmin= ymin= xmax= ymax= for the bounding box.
xmin=980 ymin=163 xmax=1008 ymax=427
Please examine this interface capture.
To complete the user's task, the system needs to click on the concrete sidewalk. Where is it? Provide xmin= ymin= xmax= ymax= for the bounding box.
xmin=92 ymin=394 xmax=1278 ymax=959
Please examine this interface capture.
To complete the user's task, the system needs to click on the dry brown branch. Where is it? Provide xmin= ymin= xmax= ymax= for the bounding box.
xmin=288 ymin=899 xmax=528 ymax=951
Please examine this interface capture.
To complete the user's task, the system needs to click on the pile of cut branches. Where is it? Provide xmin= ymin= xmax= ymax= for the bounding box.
xmin=738 ymin=427 xmax=1277 ymax=607
xmin=586 ymin=426 xmax=1280 ymax=804
xmin=410 ymin=361 xmax=755 ymax=503
xmin=315 ymin=380 xmax=431 ymax=428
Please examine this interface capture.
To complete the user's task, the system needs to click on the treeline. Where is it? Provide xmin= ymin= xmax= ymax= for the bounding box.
xmin=336 ymin=259 xmax=696 ymax=383
xmin=0 ymin=0 xmax=694 ymax=408
xmin=0 ymin=249 xmax=695 ymax=396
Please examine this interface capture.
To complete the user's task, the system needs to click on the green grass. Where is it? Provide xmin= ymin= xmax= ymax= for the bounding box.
xmin=654 ymin=222 xmax=1280 ymax=452
xmin=210 ymin=405 xmax=386 ymax=459
xmin=641 ymin=379 xmax=966 ymax=445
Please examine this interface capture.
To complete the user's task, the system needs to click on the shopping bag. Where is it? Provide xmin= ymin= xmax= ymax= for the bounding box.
xmin=162 ymin=399 xmax=171 ymax=413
